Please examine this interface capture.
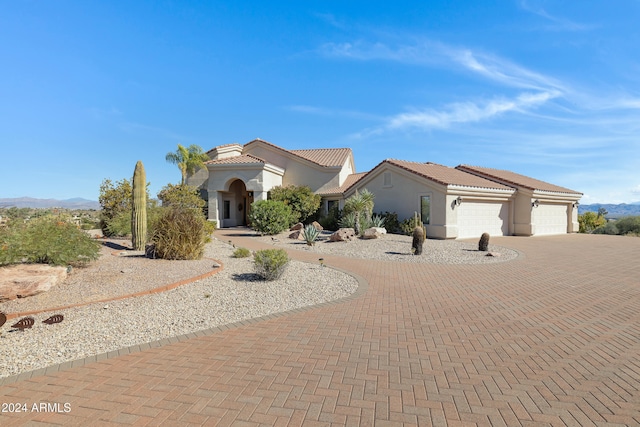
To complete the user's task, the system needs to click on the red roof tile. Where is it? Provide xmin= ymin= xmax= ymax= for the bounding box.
xmin=317 ymin=173 xmax=368 ymax=195
xmin=456 ymin=165 xmax=581 ymax=194
xmin=206 ymin=154 xmax=265 ymax=165
xmin=244 ymin=139 xmax=351 ymax=167
xmin=385 ymin=160 xmax=514 ymax=190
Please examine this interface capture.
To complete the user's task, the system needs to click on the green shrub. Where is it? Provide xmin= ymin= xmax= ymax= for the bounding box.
xmin=302 ymin=224 xmax=319 ymax=246
xmin=157 ymin=183 xmax=206 ymax=210
xmin=592 ymin=222 xmax=619 ymax=235
xmin=254 ymin=249 xmax=289 ymax=280
xmin=233 ymin=247 xmax=251 ymax=258
xmin=319 ymin=204 xmax=341 ymax=231
xmin=377 ymin=211 xmax=400 ymax=234
xmin=248 ymin=200 xmax=293 ymax=235
xmin=269 ymin=185 xmax=321 ymax=224
xmin=614 ymin=216 xmax=640 ymax=235
xmin=0 ymin=216 xmax=100 ymax=266
xmin=401 ymin=213 xmax=427 ymax=236
xmin=151 ymin=207 xmax=210 ymax=260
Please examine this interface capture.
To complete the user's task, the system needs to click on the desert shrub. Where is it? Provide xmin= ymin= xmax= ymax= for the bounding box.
xmin=592 ymin=222 xmax=619 ymax=235
xmin=269 ymin=185 xmax=321 ymax=224
xmin=319 ymin=204 xmax=341 ymax=231
xmin=151 ymin=207 xmax=210 ymax=260
xmin=377 ymin=211 xmax=400 ymax=234
xmin=578 ymin=211 xmax=606 ymax=233
xmin=157 ymin=183 xmax=206 ymax=210
xmin=254 ymin=249 xmax=289 ymax=281
xmin=233 ymin=247 xmax=251 ymax=258
xmin=302 ymin=224 xmax=319 ymax=246
xmin=0 ymin=216 xmax=100 ymax=266
xmin=400 ymin=216 xmax=422 ymax=235
xmin=478 ymin=232 xmax=490 ymax=251
xmin=614 ymin=216 xmax=640 ymax=235
xmin=248 ymin=200 xmax=293 ymax=235
xmin=99 ymin=178 xmax=132 ymax=236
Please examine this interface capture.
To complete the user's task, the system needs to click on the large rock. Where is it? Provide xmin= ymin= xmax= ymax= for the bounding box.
xmin=290 ymin=222 xmax=304 ymax=231
xmin=311 ymin=221 xmax=323 ymax=231
xmin=362 ymin=227 xmax=387 ymax=239
xmin=288 ymin=230 xmax=305 ymax=240
xmin=0 ymin=264 xmax=68 ymax=302
xmin=329 ymin=228 xmax=356 ymax=242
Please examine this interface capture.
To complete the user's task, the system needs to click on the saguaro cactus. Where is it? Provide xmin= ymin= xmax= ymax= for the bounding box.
xmin=131 ymin=160 xmax=147 ymax=251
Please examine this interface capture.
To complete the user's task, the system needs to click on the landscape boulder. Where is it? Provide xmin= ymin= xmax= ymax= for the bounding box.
xmin=362 ymin=227 xmax=387 ymax=239
xmin=329 ymin=228 xmax=356 ymax=242
xmin=289 ymin=222 xmax=304 ymax=231
xmin=311 ymin=221 xmax=323 ymax=231
xmin=288 ymin=230 xmax=305 ymax=240
xmin=0 ymin=264 xmax=68 ymax=302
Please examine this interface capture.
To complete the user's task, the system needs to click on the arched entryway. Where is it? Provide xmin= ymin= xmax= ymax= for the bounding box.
xmin=220 ymin=179 xmax=255 ymax=227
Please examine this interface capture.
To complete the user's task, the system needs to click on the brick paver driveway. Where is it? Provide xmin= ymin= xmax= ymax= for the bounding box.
xmin=1 ymin=231 xmax=639 ymax=426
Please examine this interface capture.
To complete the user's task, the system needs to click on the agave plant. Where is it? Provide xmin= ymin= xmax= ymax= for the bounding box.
xmin=370 ymin=214 xmax=386 ymax=228
xmin=338 ymin=212 xmax=357 ymax=229
xmin=302 ymin=224 xmax=319 ymax=246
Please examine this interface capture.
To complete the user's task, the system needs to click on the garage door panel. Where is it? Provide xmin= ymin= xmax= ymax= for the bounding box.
xmin=534 ymin=204 xmax=567 ymax=235
xmin=458 ymin=201 xmax=508 ymax=239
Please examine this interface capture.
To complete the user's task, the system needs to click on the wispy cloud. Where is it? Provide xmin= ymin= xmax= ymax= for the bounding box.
xmin=313 ymin=12 xmax=348 ymax=30
xmin=519 ymin=0 xmax=598 ymax=31
xmin=385 ymin=91 xmax=560 ymax=131
xmin=320 ymin=39 xmax=565 ymax=92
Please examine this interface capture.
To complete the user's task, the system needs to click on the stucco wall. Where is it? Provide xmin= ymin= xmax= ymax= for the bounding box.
xmin=245 ymin=145 xmax=343 ymax=192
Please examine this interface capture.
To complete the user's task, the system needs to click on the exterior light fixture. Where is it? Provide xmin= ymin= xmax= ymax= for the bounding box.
xmin=573 ymin=201 xmax=580 ymax=208
xmin=247 ymin=191 xmax=254 ymax=198
xmin=455 ymin=196 xmax=462 ymax=206
xmin=532 ymin=199 xmax=540 ymax=208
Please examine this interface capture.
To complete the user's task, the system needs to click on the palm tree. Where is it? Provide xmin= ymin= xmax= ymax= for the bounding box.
xmin=343 ymin=188 xmax=375 ymax=235
xmin=165 ymin=144 xmax=210 ymax=185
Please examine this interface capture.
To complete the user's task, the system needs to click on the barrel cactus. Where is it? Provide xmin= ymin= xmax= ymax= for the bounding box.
xmin=478 ymin=232 xmax=490 ymax=251
xmin=412 ymin=225 xmax=425 ymax=255
xmin=131 ymin=160 xmax=147 ymax=251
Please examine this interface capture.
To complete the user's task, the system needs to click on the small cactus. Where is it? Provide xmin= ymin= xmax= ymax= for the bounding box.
xmin=412 ymin=225 xmax=425 ymax=255
xmin=131 ymin=160 xmax=147 ymax=251
xmin=478 ymin=232 xmax=490 ymax=251
xmin=303 ymin=224 xmax=320 ymax=246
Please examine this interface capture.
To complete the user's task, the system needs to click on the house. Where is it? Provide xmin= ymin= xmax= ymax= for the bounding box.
xmin=188 ymin=139 xmax=582 ymax=238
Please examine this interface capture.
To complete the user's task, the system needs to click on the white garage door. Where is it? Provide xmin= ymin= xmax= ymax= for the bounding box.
xmin=458 ymin=201 xmax=509 ymax=239
xmin=534 ymin=204 xmax=568 ymax=235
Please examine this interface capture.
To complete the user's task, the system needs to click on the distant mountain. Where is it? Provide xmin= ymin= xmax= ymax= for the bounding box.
xmin=578 ymin=203 xmax=640 ymax=218
xmin=0 ymin=197 xmax=100 ymax=210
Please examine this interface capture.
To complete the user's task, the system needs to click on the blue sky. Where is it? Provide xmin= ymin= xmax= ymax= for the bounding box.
xmin=1 ymin=1 xmax=639 ymax=204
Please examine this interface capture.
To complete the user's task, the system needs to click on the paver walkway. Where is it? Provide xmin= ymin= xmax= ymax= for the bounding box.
xmin=1 ymin=231 xmax=639 ymax=426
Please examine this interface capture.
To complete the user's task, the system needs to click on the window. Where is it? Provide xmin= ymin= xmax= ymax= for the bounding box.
xmin=327 ymin=200 xmax=338 ymax=213
xmin=223 ymin=200 xmax=231 ymax=219
xmin=383 ymin=172 xmax=392 ymax=187
xmin=420 ymin=196 xmax=430 ymax=225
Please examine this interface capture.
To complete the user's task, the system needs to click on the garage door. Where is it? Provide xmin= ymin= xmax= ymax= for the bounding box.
xmin=457 ymin=201 xmax=509 ymax=239
xmin=534 ymin=204 xmax=568 ymax=235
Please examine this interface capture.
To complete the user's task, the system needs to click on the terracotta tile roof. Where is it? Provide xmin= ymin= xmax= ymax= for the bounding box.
xmin=317 ymin=172 xmax=368 ymax=195
xmin=290 ymin=148 xmax=352 ymax=168
xmin=385 ymin=160 xmax=514 ymax=190
xmin=456 ymin=165 xmax=582 ymax=194
xmin=244 ymin=139 xmax=351 ymax=167
xmin=205 ymin=154 xmax=265 ymax=165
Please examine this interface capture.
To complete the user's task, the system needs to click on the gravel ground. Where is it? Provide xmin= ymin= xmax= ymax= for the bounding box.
xmin=254 ymin=230 xmax=519 ymax=264
xmin=0 ymin=238 xmax=358 ymax=378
